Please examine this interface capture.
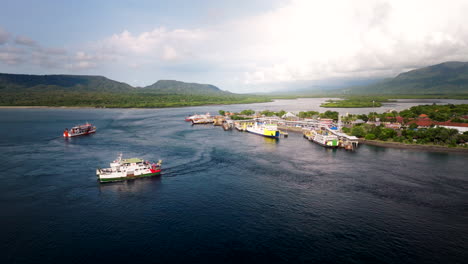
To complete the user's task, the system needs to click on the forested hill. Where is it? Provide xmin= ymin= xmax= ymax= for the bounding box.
xmin=0 ymin=73 xmax=134 ymax=92
xmin=344 ymin=61 xmax=468 ymax=95
xmin=143 ymin=80 xmax=227 ymax=95
xmin=0 ymin=73 xmax=269 ymax=107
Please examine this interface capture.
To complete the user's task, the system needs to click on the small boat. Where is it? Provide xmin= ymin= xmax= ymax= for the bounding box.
xmin=185 ymin=113 xmax=211 ymax=122
xmin=246 ymin=122 xmax=280 ymax=138
xmin=96 ymin=154 xmax=162 ymax=183
xmin=63 ymin=123 xmax=96 ymax=137
xmin=303 ymin=128 xmax=339 ymax=148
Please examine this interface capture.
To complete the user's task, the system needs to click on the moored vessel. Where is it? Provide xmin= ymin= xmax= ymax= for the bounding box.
xmin=185 ymin=113 xmax=211 ymax=122
xmin=63 ymin=123 xmax=96 ymax=138
xmin=303 ymin=128 xmax=339 ymax=148
xmin=246 ymin=122 xmax=280 ymax=138
xmin=96 ymin=154 xmax=162 ymax=183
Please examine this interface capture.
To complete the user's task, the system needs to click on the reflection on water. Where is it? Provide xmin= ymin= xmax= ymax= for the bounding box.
xmin=263 ymin=137 xmax=279 ymax=144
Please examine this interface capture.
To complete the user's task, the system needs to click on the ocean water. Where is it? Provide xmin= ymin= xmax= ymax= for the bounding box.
xmin=1 ymin=100 xmax=467 ymax=263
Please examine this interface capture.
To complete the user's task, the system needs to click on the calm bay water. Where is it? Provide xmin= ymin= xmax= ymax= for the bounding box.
xmin=1 ymin=99 xmax=467 ymax=263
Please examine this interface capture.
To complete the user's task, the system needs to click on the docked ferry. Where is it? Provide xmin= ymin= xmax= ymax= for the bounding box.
xmin=185 ymin=113 xmax=211 ymax=122
xmin=96 ymin=154 xmax=162 ymax=183
xmin=63 ymin=123 xmax=96 ymax=138
xmin=303 ymin=128 xmax=339 ymax=148
xmin=191 ymin=117 xmax=214 ymax=124
xmin=246 ymin=122 xmax=280 ymax=138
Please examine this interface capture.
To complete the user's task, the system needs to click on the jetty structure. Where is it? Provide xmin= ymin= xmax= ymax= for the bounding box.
xmin=230 ymin=116 xmax=359 ymax=150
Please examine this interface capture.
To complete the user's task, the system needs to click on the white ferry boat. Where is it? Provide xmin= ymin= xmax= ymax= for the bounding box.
xmin=304 ymin=128 xmax=339 ymax=148
xmin=96 ymin=154 xmax=162 ymax=183
xmin=191 ymin=117 xmax=214 ymax=124
xmin=185 ymin=113 xmax=211 ymax=122
xmin=246 ymin=122 xmax=280 ymax=138
xmin=63 ymin=123 xmax=96 ymax=138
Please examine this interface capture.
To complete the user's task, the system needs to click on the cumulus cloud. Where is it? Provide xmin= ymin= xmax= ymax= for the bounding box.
xmin=96 ymin=27 xmax=205 ymax=62
xmin=15 ymin=35 xmax=37 ymax=46
xmin=231 ymin=0 xmax=468 ymax=85
xmin=84 ymin=0 xmax=468 ymax=90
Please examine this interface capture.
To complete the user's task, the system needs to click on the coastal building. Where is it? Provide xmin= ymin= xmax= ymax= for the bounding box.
xmin=384 ymin=122 xmax=402 ymax=129
xmin=319 ymin=118 xmax=334 ymax=125
xmin=435 ymin=122 xmax=468 ymax=133
xmin=282 ymin=112 xmax=298 ymax=120
xmin=352 ymin=119 xmax=366 ymax=125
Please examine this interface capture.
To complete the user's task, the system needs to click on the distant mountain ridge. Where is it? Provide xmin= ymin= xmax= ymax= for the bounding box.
xmin=0 ymin=73 xmax=133 ymax=92
xmin=0 ymin=73 xmax=226 ymax=95
xmin=142 ymin=80 xmax=226 ymax=95
xmin=344 ymin=61 xmax=468 ymax=94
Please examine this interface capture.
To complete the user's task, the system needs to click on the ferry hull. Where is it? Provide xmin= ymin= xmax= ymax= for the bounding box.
xmin=99 ymin=170 xmax=161 ymax=183
xmin=247 ymin=129 xmax=280 ymax=139
xmin=304 ymin=134 xmax=339 ymax=148
xmin=311 ymin=139 xmax=339 ymax=148
xmin=63 ymin=129 xmax=96 ymax=138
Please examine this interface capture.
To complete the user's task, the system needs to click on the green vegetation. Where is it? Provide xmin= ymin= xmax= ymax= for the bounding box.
xmin=144 ymin=80 xmax=226 ymax=95
xmin=398 ymin=104 xmax=468 ymax=122
xmin=0 ymin=73 xmax=272 ymax=107
xmin=321 ymin=96 xmax=389 ymax=108
xmin=0 ymin=91 xmax=271 ymax=108
xmin=353 ymin=123 xmax=468 ymax=147
xmin=240 ymin=109 xmax=256 ymax=116
xmin=344 ymin=104 xmax=468 ymax=148
xmin=298 ymin=111 xmax=319 ymax=118
xmin=319 ymin=110 xmax=339 ymax=120
xmin=343 ymin=104 xmax=468 ymax=123
xmin=230 ymin=115 xmax=253 ymax=120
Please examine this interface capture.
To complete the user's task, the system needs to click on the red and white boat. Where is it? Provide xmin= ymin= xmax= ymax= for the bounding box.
xmin=63 ymin=123 xmax=96 ymax=138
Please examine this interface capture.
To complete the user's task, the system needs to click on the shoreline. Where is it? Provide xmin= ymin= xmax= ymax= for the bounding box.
xmin=278 ymin=126 xmax=468 ymax=154
xmin=359 ymin=139 xmax=468 ymax=154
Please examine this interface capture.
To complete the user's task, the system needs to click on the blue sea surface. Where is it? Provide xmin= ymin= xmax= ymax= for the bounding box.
xmin=1 ymin=102 xmax=467 ymax=263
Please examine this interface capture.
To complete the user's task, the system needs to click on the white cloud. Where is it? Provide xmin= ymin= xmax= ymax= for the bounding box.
xmin=97 ymin=27 xmax=205 ymax=62
xmin=15 ymin=35 xmax=37 ymax=46
xmin=85 ymin=0 xmax=468 ymax=90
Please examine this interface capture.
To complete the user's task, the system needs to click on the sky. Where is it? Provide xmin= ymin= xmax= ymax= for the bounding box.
xmin=1 ymin=0 xmax=468 ymax=93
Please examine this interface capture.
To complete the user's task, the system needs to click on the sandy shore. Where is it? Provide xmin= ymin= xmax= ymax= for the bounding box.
xmin=359 ymin=139 xmax=468 ymax=153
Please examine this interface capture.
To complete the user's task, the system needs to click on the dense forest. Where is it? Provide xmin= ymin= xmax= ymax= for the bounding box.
xmin=0 ymin=73 xmax=271 ymax=107
xmin=0 ymin=91 xmax=270 ymax=108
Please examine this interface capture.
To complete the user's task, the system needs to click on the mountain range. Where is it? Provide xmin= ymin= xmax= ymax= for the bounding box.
xmin=0 ymin=73 xmax=226 ymax=95
xmin=1 ymin=61 xmax=468 ymax=98
xmin=342 ymin=61 xmax=468 ymax=95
